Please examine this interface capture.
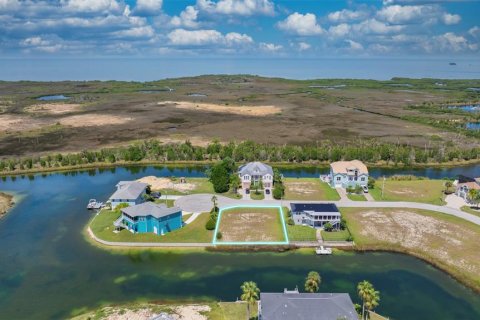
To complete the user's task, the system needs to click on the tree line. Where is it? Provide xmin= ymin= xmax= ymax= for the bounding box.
xmin=1 ymin=139 xmax=479 ymax=173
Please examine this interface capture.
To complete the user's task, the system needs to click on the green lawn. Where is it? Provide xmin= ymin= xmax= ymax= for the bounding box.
xmin=347 ymin=193 xmax=367 ymax=201
xmin=369 ymin=179 xmax=446 ymax=205
xmin=154 ymin=199 xmax=175 ymax=207
xmin=283 ymin=178 xmax=340 ymax=201
xmin=287 ymin=225 xmax=317 ymax=241
xmin=89 ymin=210 xmax=212 ymax=243
xmin=250 ymin=191 xmax=265 ymax=200
xmin=321 ymin=229 xmax=351 ymax=241
xmin=461 ymin=206 xmax=480 ymax=218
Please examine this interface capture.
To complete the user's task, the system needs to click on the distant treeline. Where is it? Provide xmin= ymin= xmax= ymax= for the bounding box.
xmin=0 ymin=140 xmax=479 ymax=173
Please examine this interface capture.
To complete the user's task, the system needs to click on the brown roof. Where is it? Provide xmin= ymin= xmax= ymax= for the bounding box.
xmin=458 ymin=182 xmax=480 ymax=190
xmin=330 ymin=160 xmax=368 ymax=175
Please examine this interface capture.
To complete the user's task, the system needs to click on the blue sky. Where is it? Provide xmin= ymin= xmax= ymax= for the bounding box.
xmin=1 ymin=0 xmax=479 ymax=58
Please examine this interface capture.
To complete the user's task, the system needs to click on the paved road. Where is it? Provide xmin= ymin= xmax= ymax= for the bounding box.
xmin=175 ymin=194 xmax=480 ymax=226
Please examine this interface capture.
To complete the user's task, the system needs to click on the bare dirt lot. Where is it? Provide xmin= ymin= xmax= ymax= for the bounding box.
xmin=217 ymin=207 xmax=285 ymax=242
xmin=159 ymin=100 xmax=281 ymax=116
xmin=137 ymin=176 xmax=198 ymax=193
xmin=24 ymin=103 xmax=82 ymax=114
xmin=342 ymin=207 xmax=480 ymax=290
xmin=0 ymin=76 xmax=478 ymax=156
xmin=0 ymin=192 xmax=14 ymax=216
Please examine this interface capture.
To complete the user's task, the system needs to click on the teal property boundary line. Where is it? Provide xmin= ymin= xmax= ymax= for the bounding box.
xmin=212 ymin=205 xmax=290 ymax=246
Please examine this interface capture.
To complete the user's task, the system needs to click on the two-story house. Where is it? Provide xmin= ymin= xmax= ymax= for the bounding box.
xmin=238 ymin=162 xmax=274 ymax=192
xmin=290 ymin=203 xmax=341 ymax=229
xmin=109 ymin=181 xmax=148 ymax=209
xmin=113 ymin=202 xmax=183 ymax=235
xmin=329 ymin=160 xmax=369 ymax=189
xmin=455 ymin=175 xmax=480 ymax=200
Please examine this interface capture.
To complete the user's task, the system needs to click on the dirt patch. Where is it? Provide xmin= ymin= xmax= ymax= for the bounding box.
xmin=286 ymin=181 xmax=318 ymax=194
xmin=99 ymin=305 xmax=210 ymax=320
xmin=137 ymin=176 xmax=197 ymax=193
xmin=158 ymin=101 xmax=281 ymax=116
xmin=219 ymin=209 xmax=283 ymax=242
xmin=353 ymin=209 xmax=480 ymax=279
xmin=0 ymin=114 xmax=44 ymax=132
xmin=0 ymin=192 xmax=14 ymax=217
xmin=59 ymin=114 xmax=132 ymax=127
xmin=24 ymin=103 xmax=82 ymax=114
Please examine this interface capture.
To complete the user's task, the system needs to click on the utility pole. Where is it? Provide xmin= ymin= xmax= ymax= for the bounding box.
xmin=382 ymin=176 xmax=386 ymax=199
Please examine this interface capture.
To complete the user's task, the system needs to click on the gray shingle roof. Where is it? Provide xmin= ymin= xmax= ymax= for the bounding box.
xmin=260 ymin=292 xmax=357 ymax=320
xmin=121 ymin=202 xmax=182 ymax=219
xmin=109 ymin=181 xmax=148 ymax=200
xmin=238 ymin=162 xmax=273 ymax=176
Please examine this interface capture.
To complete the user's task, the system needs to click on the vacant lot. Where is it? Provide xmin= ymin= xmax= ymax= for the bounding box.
xmin=217 ymin=207 xmax=285 ymax=243
xmin=89 ymin=211 xmax=212 ymax=243
xmin=1 ymin=76 xmax=479 ymax=157
xmin=369 ymin=179 xmax=446 ymax=205
xmin=342 ymin=207 xmax=480 ymax=291
xmin=284 ymin=178 xmax=340 ymax=201
xmin=71 ymin=302 xmax=250 ymax=320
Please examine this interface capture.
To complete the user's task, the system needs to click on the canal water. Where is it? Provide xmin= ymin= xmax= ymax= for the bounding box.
xmin=1 ymin=166 xmax=480 ymax=319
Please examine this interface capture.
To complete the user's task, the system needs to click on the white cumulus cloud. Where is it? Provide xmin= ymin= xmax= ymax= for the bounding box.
xmin=135 ymin=0 xmax=163 ymax=15
xmin=170 ymin=6 xmax=200 ymax=28
xmin=197 ymin=0 xmax=274 ymax=16
xmin=259 ymin=42 xmax=282 ymax=52
xmin=167 ymin=28 xmax=253 ymax=48
xmin=277 ymin=12 xmax=324 ymax=36
xmin=61 ymin=0 xmax=121 ymax=13
xmin=328 ymin=9 xmax=369 ymax=23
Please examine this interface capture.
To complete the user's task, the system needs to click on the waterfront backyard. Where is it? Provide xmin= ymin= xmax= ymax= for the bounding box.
xmin=1 ymin=166 xmax=480 ymax=319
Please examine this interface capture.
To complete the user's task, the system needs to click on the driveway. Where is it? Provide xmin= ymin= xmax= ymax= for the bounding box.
xmin=445 ymin=194 xmax=466 ymax=210
xmin=175 ymin=194 xmax=480 ymax=226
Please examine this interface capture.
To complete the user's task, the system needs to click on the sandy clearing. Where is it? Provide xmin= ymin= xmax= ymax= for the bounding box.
xmin=137 ymin=176 xmax=198 ymax=193
xmin=25 ymin=103 xmax=82 ymax=114
xmin=101 ymin=305 xmax=210 ymax=320
xmin=158 ymin=100 xmax=281 ymax=116
xmin=286 ymin=181 xmax=318 ymax=194
xmin=60 ymin=114 xmax=132 ymax=127
xmin=220 ymin=211 xmax=280 ymax=242
xmin=0 ymin=114 xmax=44 ymax=132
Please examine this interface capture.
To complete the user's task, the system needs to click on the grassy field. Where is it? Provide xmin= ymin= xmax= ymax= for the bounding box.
xmin=347 ymin=193 xmax=367 ymax=201
xmin=154 ymin=199 xmax=175 ymax=207
xmin=3 ymin=76 xmax=479 ymax=158
xmin=369 ymin=179 xmax=446 ymax=205
xmin=342 ymin=207 xmax=480 ymax=292
xmin=71 ymin=301 xmax=251 ymax=320
xmin=217 ymin=207 xmax=285 ymax=243
xmin=321 ymin=229 xmax=352 ymax=241
xmin=89 ymin=210 xmax=212 ymax=243
xmin=461 ymin=205 xmax=480 ymax=218
xmin=284 ymin=178 xmax=340 ymax=201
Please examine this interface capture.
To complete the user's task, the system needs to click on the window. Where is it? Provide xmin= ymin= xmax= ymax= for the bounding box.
xmin=361 ymin=177 xmax=365 ymax=181
xmin=336 ymin=177 xmax=341 ymax=181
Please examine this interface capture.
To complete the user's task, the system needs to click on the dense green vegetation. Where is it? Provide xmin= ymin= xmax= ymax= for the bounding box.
xmin=1 ymin=138 xmax=479 ymax=175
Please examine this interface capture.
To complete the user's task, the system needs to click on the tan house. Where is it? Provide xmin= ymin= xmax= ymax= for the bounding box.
xmin=329 ymin=160 xmax=369 ymax=189
xmin=455 ymin=175 xmax=480 ymax=200
xmin=238 ymin=162 xmax=273 ymax=191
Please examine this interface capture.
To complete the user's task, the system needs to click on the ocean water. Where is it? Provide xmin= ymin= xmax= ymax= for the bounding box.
xmin=0 ymin=57 xmax=479 ymax=81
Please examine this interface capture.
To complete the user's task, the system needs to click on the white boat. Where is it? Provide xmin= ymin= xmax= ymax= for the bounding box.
xmin=316 ymin=246 xmax=332 ymax=255
xmin=87 ymin=199 xmax=104 ymax=210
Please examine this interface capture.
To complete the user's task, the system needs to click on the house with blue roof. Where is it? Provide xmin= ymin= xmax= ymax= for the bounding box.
xmin=114 ymin=202 xmax=183 ymax=235
xmin=109 ymin=181 xmax=148 ymax=209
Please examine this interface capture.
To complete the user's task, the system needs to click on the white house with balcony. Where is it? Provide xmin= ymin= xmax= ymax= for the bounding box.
xmin=238 ymin=162 xmax=274 ymax=192
xmin=329 ymin=160 xmax=369 ymax=189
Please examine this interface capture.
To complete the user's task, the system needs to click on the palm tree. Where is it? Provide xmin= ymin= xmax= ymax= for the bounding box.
xmin=444 ymin=181 xmax=453 ymax=194
xmin=230 ymin=174 xmax=241 ymax=194
xmin=357 ymin=281 xmax=380 ymax=320
xmin=357 ymin=280 xmax=372 ymax=320
xmin=211 ymin=195 xmax=218 ymax=211
xmin=364 ymin=288 xmax=380 ymax=317
xmin=468 ymin=189 xmax=480 ymax=209
xmin=305 ymin=271 xmax=321 ymax=293
xmin=240 ymin=281 xmax=260 ymax=320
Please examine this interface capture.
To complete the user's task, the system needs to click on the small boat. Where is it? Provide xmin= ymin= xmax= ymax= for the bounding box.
xmin=316 ymin=246 xmax=332 ymax=255
xmin=87 ymin=199 xmax=104 ymax=210
xmin=449 ymin=62 xmax=457 ymax=66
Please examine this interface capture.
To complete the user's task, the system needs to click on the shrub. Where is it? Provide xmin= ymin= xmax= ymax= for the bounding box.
xmin=347 ymin=235 xmax=354 ymax=242
xmin=368 ymin=177 xmax=375 ymax=189
xmin=216 ymin=232 xmax=223 ymax=240
xmin=287 ymin=218 xmax=294 ymax=225
xmin=354 ymin=184 xmax=363 ymax=194
xmin=205 ymin=218 xmax=216 ymax=230
xmin=346 ymin=186 xmax=354 ymax=194
xmin=324 ymin=222 xmax=333 ymax=232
